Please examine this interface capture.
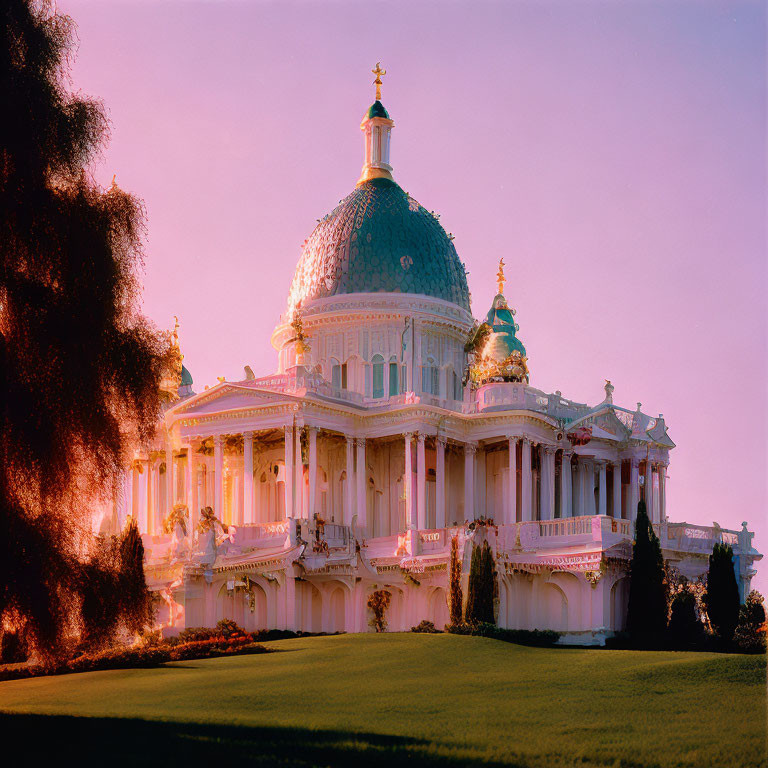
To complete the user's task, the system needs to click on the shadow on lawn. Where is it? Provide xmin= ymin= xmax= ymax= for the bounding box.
xmin=0 ymin=713 xmax=523 ymax=768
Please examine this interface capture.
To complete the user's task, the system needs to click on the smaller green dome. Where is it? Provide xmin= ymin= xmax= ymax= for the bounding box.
xmin=365 ymin=100 xmax=390 ymax=120
xmin=180 ymin=365 xmax=193 ymax=387
xmin=485 ymin=294 xmax=526 ymax=358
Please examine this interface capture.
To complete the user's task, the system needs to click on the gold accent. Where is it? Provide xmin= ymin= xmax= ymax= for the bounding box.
xmin=496 ymin=258 xmax=505 ymax=295
xmin=372 ymin=62 xmax=386 ymax=101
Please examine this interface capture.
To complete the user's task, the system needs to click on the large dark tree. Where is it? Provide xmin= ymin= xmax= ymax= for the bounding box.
xmin=626 ymin=500 xmax=667 ymax=644
xmin=704 ymin=543 xmax=740 ymax=646
xmin=1 ymin=1 xmax=167 ymax=661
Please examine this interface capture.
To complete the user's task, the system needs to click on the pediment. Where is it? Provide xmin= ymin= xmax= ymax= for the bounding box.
xmin=567 ymin=407 xmax=630 ymax=442
xmin=168 ymin=384 xmax=291 ymax=416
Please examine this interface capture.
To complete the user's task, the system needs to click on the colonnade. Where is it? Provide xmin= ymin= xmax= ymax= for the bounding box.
xmin=121 ymin=426 xmax=668 ymax=537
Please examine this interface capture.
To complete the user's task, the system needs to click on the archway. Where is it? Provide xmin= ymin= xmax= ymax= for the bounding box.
xmin=538 ymin=582 xmax=568 ymax=631
xmin=610 ymin=576 xmax=630 ymax=631
xmin=329 ymin=586 xmax=346 ymax=632
xmin=428 ymin=587 xmax=449 ymax=630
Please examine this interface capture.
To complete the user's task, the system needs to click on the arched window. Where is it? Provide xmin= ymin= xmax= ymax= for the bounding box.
xmin=372 ymin=355 xmax=385 ymax=399
xmin=388 ymin=357 xmax=399 ymax=397
xmin=421 ymin=360 xmax=439 ymax=395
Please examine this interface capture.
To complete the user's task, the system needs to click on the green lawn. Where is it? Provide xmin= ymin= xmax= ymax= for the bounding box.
xmin=0 ymin=634 xmax=764 ymax=767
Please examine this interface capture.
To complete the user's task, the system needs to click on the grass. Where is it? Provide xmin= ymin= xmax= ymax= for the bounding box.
xmin=0 ymin=633 xmax=765 ymax=767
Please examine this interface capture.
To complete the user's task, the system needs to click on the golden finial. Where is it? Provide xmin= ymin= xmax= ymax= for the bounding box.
xmin=171 ymin=315 xmax=180 ymax=347
xmin=496 ymin=258 xmax=506 ymax=295
xmin=372 ymin=62 xmax=386 ymax=101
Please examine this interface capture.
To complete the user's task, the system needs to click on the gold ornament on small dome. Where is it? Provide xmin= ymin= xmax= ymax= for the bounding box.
xmin=496 ymin=258 xmax=506 ymax=295
xmin=159 ymin=315 xmax=184 ymax=401
xmin=372 ymin=62 xmax=386 ymax=100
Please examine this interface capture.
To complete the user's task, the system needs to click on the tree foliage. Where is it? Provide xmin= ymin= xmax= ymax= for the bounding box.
xmin=448 ymin=535 xmax=463 ymax=626
xmin=704 ymin=543 xmax=740 ymax=645
xmin=367 ymin=590 xmax=391 ymax=633
xmin=667 ymin=591 xmax=701 ymax=648
xmin=465 ymin=541 xmax=496 ymax=625
xmin=733 ymin=590 xmax=766 ymax=654
xmin=0 ymin=1 xmax=168 ymax=661
xmin=626 ymin=500 xmax=667 ymax=643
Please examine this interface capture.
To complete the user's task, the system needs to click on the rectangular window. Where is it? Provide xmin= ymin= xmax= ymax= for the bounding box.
xmin=341 ymin=363 xmax=347 ymax=390
xmin=389 ymin=363 xmax=399 ymax=396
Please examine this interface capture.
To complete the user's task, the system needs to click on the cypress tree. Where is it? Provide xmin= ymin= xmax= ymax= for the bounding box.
xmin=465 ymin=541 xmax=495 ymax=625
xmin=626 ymin=499 xmax=667 ymax=644
xmin=704 ymin=543 xmax=740 ymax=645
xmin=448 ymin=535 xmax=463 ymax=626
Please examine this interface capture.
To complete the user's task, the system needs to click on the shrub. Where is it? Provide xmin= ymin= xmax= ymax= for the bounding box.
xmin=367 ymin=590 xmax=392 ymax=633
xmin=411 ymin=620 xmax=440 ymax=633
xmin=668 ymin=591 xmax=702 ymax=648
xmin=445 ymin=621 xmax=559 ymax=647
xmin=733 ymin=590 xmax=766 ymax=654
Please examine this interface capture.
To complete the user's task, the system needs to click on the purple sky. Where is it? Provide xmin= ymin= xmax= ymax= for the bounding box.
xmin=62 ymin=1 xmax=766 ymax=588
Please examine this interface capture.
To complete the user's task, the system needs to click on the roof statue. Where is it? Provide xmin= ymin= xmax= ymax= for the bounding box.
xmin=372 ymin=62 xmax=386 ymax=101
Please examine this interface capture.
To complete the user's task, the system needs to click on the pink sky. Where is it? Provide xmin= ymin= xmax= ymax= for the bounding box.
xmin=62 ymin=1 xmax=766 ymax=589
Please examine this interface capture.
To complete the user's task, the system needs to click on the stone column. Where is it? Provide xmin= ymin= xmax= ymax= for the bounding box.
xmin=645 ymin=459 xmax=655 ymax=522
xmin=541 ymin=447 xmax=555 ymax=520
xmin=307 ymin=426 xmax=317 ymax=519
xmin=242 ymin=431 xmax=254 ymax=525
xmin=356 ymin=438 xmax=367 ymax=528
xmin=464 ymin=443 xmax=476 ymax=523
xmin=612 ymin=460 xmax=622 ymax=519
xmin=404 ymin=433 xmax=415 ymax=530
xmin=597 ymin=460 xmax=607 ymax=515
xmin=629 ymin=458 xmax=640 ymax=521
xmin=294 ymin=426 xmax=303 ymax=518
xmin=137 ymin=460 xmax=148 ymax=533
xmin=561 ymin=450 xmax=573 ymax=518
xmin=521 ymin=438 xmax=532 ymax=522
xmin=659 ymin=463 xmax=667 ymax=522
xmin=151 ymin=459 xmax=161 ymax=533
xmin=507 ymin=437 xmax=517 ymax=525
xmin=284 ymin=426 xmax=294 ymax=519
xmin=213 ymin=435 xmax=224 ymax=519
xmin=579 ymin=460 xmax=590 ymax=516
xmin=416 ymin=434 xmax=427 ymax=530
xmin=165 ymin=444 xmax=174 ymax=513
xmin=183 ymin=447 xmax=193 ymax=534
xmin=435 ymin=436 xmax=446 ymax=529
xmin=345 ymin=436 xmax=355 ymax=526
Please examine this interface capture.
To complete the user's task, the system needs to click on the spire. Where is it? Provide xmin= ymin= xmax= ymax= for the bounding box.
xmin=496 ymin=258 xmax=506 ymax=295
xmin=358 ymin=63 xmax=395 ymax=184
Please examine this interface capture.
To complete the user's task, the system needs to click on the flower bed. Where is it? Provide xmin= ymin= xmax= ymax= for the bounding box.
xmin=0 ymin=631 xmax=270 ymax=682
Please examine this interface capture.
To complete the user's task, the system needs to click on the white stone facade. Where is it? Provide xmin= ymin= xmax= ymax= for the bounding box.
xmin=100 ymin=89 xmax=762 ymax=644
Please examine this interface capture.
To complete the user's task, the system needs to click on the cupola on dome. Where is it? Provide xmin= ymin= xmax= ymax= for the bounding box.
xmin=286 ymin=65 xmax=470 ymax=315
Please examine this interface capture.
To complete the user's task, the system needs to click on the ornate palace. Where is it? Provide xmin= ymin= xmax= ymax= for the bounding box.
xmin=99 ymin=69 xmax=761 ymax=644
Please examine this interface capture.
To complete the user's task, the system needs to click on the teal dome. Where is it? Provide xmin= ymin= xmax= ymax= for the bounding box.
xmin=365 ymin=100 xmax=390 ymax=120
xmin=484 ymin=294 xmax=526 ymax=359
xmin=180 ymin=365 xmax=193 ymax=387
xmin=288 ymin=178 xmax=470 ymax=311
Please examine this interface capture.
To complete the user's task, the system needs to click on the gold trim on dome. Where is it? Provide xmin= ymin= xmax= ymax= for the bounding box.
xmin=470 ymin=349 xmax=529 ymax=387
